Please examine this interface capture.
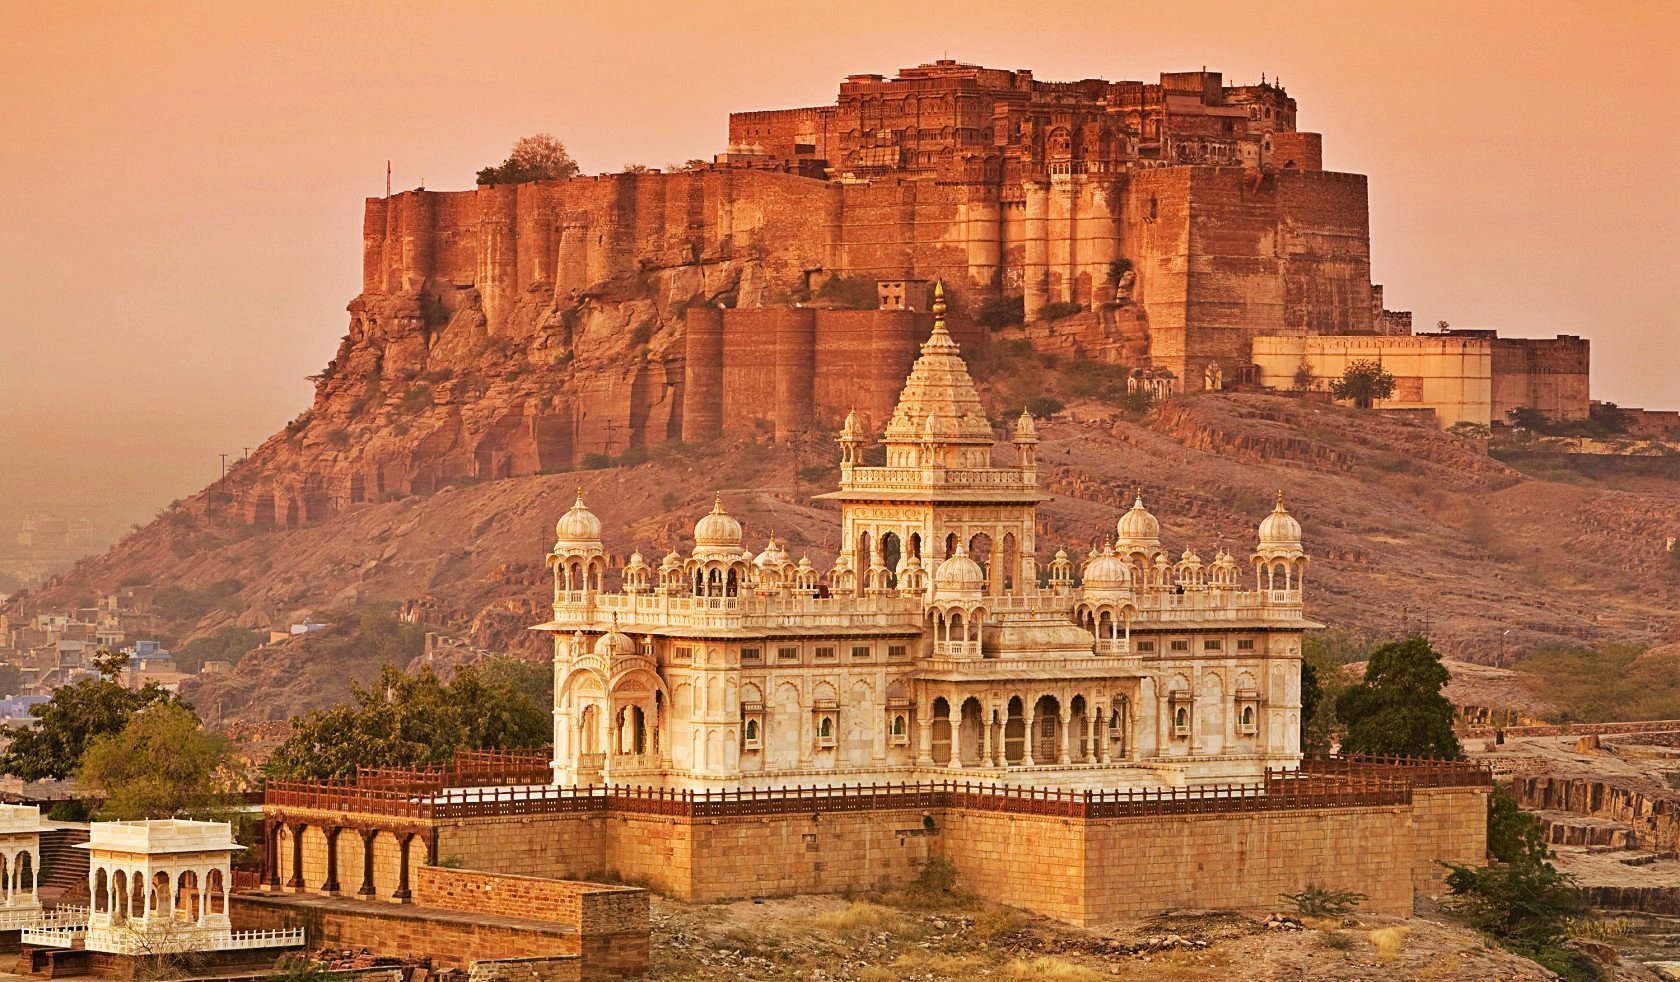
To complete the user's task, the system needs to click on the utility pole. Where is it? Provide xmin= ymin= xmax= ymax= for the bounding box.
xmin=219 ymin=453 xmax=229 ymax=479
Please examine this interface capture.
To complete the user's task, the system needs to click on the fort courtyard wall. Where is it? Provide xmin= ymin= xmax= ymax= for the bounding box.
xmin=265 ymin=771 xmax=1488 ymax=929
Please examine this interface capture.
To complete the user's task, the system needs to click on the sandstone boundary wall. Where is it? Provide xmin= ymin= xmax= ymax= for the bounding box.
xmin=266 ymin=761 xmax=1489 ymax=928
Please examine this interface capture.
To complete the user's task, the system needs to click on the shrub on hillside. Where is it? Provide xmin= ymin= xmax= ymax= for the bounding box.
xmin=976 ymin=295 xmax=1025 ymax=330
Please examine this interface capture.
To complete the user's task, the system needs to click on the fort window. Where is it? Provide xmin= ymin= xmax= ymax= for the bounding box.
xmin=743 ymin=719 xmax=761 ymax=750
xmin=1204 ymin=639 xmax=1223 ymax=652
xmin=741 ymin=647 xmax=761 ymax=663
xmin=1237 ymin=638 xmax=1256 ymax=651
xmin=777 ymin=646 xmax=799 ymax=662
xmin=890 ymin=714 xmax=909 ymax=745
xmin=1170 ymin=638 xmax=1189 ymax=652
xmin=851 ymin=645 xmax=872 ymax=660
xmin=1136 ymin=640 xmax=1156 ymax=652
xmin=673 ymin=645 xmax=693 ymax=663
xmin=888 ymin=644 xmax=908 ymax=660
xmin=1236 ymin=691 xmax=1261 ymax=735
xmin=1173 ymin=706 xmax=1190 ymax=737
xmin=816 ymin=716 xmax=836 ymax=748
xmin=815 ymin=645 xmax=836 ymax=660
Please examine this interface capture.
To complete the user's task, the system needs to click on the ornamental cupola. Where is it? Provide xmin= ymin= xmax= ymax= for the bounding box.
xmin=1256 ymin=491 xmax=1305 ymax=559
xmin=932 ymin=542 xmax=985 ymax=600
xmin=1082 ymin=543 xmax=1131 ymax=596
xmin=692 ymin=495 xmax=744 ymax=558
xmin=553 ymin=490 xmax=605 ymax=554
xmin=1115 ymin=490 xmax=1162 ymax=555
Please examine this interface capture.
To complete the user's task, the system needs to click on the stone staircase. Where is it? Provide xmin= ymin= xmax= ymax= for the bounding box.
xmin=35 ymin=826 xmax=89 ymax=907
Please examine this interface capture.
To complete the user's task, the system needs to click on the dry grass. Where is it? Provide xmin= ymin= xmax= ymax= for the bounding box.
xmin=1319 ymin=929 xmax=1355 ymax=951
xmin=1001 ymin=957 xmax=1106 ymax=980
xmin=970 ymin=906 xmax=1029 ymax=942
xmin=1368 ymin=925 xmax=1409 ymax=963
xmin=810 ymin=900 xmax=910 ymax=938
xmin=859 ymin=950 xmax=988 ymax=980
xmin=1564 ymin=914 xmax=1636 ymax=941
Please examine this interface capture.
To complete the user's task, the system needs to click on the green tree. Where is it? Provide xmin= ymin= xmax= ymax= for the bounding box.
xmin=477 ymin=133 xmax=580 ymax=185
xmin=1506 ymin=407 xmax=1553 ymax=432
xmin=1335 ymin=635 xmax=1460 ymax=758
xmin=76 ymin=703 xmax=241 ymax=820
xmin=0 ymin=661 xmax=22 ymax=698
xmin=975 ymin=295 xmax=1025 ymax=331
xmin=1486 ymin=784 xmax=1549 ymax=866
xmin=264 ymin=661 xmax=548 ymax=782
xmin=1292 ymin=360 xmax=1316 ymax=392
xmin=1329 ymin=359 xmax=1396 ymax=409
xmin=1441 ymin=783 xmax=1589 ymax=974
xmin=0 ymin=650 xmax=186 ymax=781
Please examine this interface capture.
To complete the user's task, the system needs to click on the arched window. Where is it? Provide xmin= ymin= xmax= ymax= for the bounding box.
xmin=744 ymin=719 xmax=758 ymax=741
xmin=818 ymin=717 xmax=833 ymax=739
xmin=1242 ymin=706 xmax=1255 ymax=727
xmin=892 ymin=715 xmax=906 ymax=736
xmin=881 ymin=532 xmax=902 ymax=588
xmin=1174 ymin=707 xmax=1188 ymax=728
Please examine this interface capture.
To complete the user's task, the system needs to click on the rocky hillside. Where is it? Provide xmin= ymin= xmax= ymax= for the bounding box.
xmin=10 ymin=372 xmax=1680 ymax=727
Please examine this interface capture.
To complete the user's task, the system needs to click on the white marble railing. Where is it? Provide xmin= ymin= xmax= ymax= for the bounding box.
xmin=20 ymin=925 xmax=83 ymax=948
xmin=839 ymin=467 xmax=1036 ymax=491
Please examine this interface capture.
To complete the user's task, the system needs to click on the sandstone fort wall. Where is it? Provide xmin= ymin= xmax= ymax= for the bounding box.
xmin=1080 ymin=805 xmax=1417 ymax=920
xmin=267 ymin=782 xmax=1486 ymax=928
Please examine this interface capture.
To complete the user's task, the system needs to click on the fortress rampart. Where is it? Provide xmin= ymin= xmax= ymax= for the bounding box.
xmin=263 ymin=758 xmax=1489 ymax=928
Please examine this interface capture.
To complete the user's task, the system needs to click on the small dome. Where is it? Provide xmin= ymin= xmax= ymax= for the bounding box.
xmin=593 ymin=628 xmax=634 ymax=658
xmin=796 ymin=554 xmax=814 ymax=572
xmin=754 ymin=532 xmax=789 ymax=568
xmin=660 ymin=549 xmax=683 ymax=571
xmin=934 ymin=543 xmax=985 ymax=593
xmin=1115 ymin=490 xmax=1161 ymax=548
xmin=841 ymin=409 xmax=861 ymax=438
xmin=554 ymin=490 xmax=603 ymax=546
xmin=1053 ymin=548 xmax=1069 ymax=561
xmin=1258 ymin=492 xmax=1303 ymax=548
xmin=693 ymin=494 xmax=743 ymax=552
xmin=627 ymin=549 xmax=646 ymax=567
xmin=1014 ymin=410 xmax=1038 ymax=439
xmin=1082 ymin=545 xmax=1131 ymax=593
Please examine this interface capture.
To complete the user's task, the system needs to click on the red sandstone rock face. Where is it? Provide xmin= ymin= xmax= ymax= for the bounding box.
xmin=212 ymin=161 xmax=1374 ymax=534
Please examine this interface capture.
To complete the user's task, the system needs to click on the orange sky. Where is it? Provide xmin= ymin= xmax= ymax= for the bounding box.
xmin=1 ymin=0 xmax=1676 ymax=536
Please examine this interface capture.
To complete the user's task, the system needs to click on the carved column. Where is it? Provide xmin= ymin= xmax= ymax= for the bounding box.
xmin=358 ymin=828 xmax=378 ymax=897
xmin=1058 ymin=707 xmax=1073 ymax=765
xmin=394 ymin=833 xmax=415 ymax=902
xmin=979 ymin=709 xmax=993 ymax=768
xmin=286 ymin=823 xmax=306 ymax=890
xmin=321 ymin=826 xmax=342 ymax=894
xmin=916 ymin=711 xmax=934 ymax=768
xmin=1023 ymin=708 xmax=1038 ymax=767
xmin=262 ymin=820 xmax=281 ymax=888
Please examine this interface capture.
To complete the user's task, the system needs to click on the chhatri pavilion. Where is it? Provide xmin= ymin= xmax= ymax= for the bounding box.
xmin=539 ymin=285 xmax=1315 ymax=791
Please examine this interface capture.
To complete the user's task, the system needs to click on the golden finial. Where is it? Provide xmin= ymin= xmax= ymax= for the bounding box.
xmin=932 ymin=279 xmax=947 ymax=321
xmin=1275 ymin=489 xmax=1286 ymax=509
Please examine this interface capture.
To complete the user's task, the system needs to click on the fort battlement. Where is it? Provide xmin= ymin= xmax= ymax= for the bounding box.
xmin=261 ymin=755 xmax=1488 ymax=926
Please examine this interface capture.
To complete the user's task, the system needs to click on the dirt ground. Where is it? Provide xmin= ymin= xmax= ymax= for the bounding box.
xmin=647 ymin=892 xmax=1616 ymax=981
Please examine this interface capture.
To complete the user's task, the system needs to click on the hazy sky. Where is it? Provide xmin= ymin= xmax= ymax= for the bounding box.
xmin=2 ymin=0 xmax=1676 ymax=537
